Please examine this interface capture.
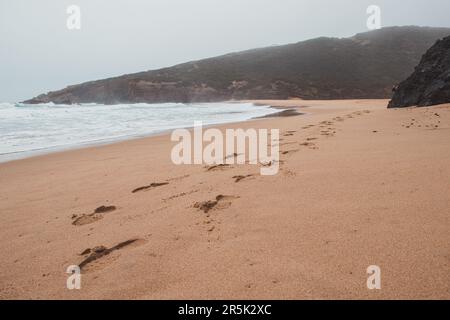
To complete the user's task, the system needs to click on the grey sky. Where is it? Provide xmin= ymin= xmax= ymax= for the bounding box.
xmin=1 ymin=0 xmax=449 ymax=102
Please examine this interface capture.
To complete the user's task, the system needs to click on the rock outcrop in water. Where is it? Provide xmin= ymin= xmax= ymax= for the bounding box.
xmin=388 ymin=36 xmax=450 ymax=108
xmin=24 ymin=26 xmax=450 ymax=105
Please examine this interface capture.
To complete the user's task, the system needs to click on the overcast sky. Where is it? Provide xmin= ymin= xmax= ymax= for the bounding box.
xmin=1 ymin=0 xmax=450 ymax=102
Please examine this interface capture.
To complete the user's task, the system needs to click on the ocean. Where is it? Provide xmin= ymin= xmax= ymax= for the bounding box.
xmin=0 ymin=102 xmax=279 ymax=163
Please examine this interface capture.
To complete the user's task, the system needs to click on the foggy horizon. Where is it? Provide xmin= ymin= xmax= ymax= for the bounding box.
xmin=1 ymin=0 xmax=450 ymax=102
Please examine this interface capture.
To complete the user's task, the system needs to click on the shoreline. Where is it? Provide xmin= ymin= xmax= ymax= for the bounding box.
xmin=0 ymin=102 xmax=291 ymax=164
xmin=1 ymin=99 xmax=449 ymax=299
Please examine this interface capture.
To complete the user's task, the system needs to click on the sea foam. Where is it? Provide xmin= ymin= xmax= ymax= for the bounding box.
xmin=0 ymin=102 xmax=279 ymax=162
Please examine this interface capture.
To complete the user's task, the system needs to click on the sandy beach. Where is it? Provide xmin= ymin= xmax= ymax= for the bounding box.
xmin=0 ymin=99 xmax=449 ymax=299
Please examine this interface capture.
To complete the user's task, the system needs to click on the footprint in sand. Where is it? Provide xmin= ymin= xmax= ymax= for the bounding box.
xmin=194 ymin=195 xmax=239 ymax=213
xmin=232 ymin=174 xmax=254 ymax=183
xmin=320 ymin=130 xmax=334 ymax=136
xmin=72 ymin=205 xmax=117 ymax=226
xmin=167 ymin=174 xmax=190 ymax=182
xmin=283 ymin=130 xmax=297 ymax=137
xmin=300 ymin=142 xmax=318 ymax=149
xmin=282 ymin=169 xmax=297 ymax=177
xmin=281 ymin=149 xmax=300 ymax=155
xmin=205 ymin=164 xmax=232 ymax=172
xmin=261 ymin=159 xmax=285 ymax=168
xmin=278 ymin=141 xmax=297 ymax=146
xmin=132 ymin=182 xmax=169 ymax=193
xmin=224 ymin=153 xmax=241 ymax=161
xmin=77 ymin=238 xmax=147 ymax=272
xmin=196 ymin=195 xmax=239 ymax=236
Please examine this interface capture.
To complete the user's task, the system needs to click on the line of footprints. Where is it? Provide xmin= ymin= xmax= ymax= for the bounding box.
xmin=69 ymin=109 xmax=373 ymax=272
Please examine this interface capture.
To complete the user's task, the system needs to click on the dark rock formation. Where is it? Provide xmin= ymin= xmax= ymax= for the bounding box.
xmin=388 ymin=36 xmax=450 ymax=108
xmin=24 ymin=26 xmax=450 ymax=105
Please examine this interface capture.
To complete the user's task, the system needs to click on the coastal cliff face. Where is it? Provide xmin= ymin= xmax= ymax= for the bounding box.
xmin=25 ymin=26 xmax=450 ymax=105
xmin=388 ymin=36 xmax=450 ymax=108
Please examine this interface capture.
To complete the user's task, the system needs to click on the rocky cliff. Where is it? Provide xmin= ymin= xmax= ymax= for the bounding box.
xmin=25 ymin=26 xmax=450 ymax=105
xmin=388 ymin=36 xmax=450 ymax=108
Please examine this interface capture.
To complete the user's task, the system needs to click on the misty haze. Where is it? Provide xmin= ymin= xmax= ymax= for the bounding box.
xmin=0 ymin=0 xmax=449 ymax=305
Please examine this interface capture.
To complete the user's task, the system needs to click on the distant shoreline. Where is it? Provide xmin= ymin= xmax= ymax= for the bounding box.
xmin=0 ymin=101 xmax=290 ymax=164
